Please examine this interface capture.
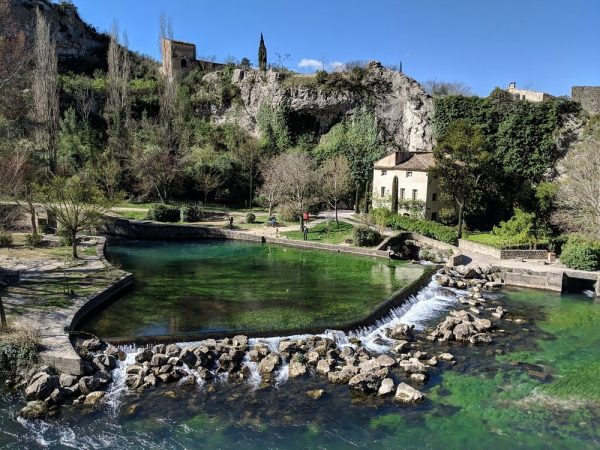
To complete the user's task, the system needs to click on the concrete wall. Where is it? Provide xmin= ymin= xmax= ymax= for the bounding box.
xmin=458 ymin=239 xmax=548 ymax=260
xmin=507 ymin=86 xmax=552 ymax=102
xmin=572 ymin=86 xmax=600 ymax=115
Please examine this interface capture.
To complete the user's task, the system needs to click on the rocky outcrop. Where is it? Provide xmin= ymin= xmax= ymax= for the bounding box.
xmin=210 ymin=62 xmax=435 ymax=152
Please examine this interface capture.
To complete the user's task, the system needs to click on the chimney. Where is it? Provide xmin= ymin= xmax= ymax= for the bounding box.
xmin=508 ymin=82 xmax=516 ymax=90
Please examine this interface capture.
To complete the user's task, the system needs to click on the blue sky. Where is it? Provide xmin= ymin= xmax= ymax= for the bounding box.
xmin=71 ymin=0 xmax=599 ymax=97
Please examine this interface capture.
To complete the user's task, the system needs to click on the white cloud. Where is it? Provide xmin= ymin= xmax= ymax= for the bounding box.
xmin=298 ymin=58 xmax=324 ymax=70
xmin=327 ymin=61 xmax=346 ymax=72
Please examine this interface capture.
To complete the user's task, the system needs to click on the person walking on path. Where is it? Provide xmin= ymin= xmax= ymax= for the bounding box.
xmin=303 ymin=225 xmax=308 ymax=241
xmin=229 ymin=216 xmax=234 ymax=230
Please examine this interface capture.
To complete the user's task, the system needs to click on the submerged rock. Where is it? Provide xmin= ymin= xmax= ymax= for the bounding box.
xmin=394 ymin=382 xmax=424 ymax=403
xmin=19 ymin=400 xmax=49 ymax=419
xmin=84 ymin=391 xmax=105 ymax=406
xmin=306 ymin=389 xmax=325 ymax=400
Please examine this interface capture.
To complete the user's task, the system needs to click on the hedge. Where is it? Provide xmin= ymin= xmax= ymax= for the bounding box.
xmin=148 ymin=204 xmax=181 ymax=222
xmin=181 ymin=205 xmax=203 ymax=222
xmin=560 ymin=238 xmax=600 ymax=271
xmin=353 ymin=226 xmax=382 ymax=247
xmin=387 ymin=215 xmax=458 ymax=245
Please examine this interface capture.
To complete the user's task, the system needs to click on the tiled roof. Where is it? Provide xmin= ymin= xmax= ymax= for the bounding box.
xmin=374 ymin=152 xmax=435 ymax=172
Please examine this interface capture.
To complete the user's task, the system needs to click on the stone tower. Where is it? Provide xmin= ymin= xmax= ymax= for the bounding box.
xmin=258 ymin=33 xmax=267 ymax=71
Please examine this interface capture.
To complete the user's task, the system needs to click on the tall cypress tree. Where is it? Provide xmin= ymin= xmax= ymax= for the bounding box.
xmin=258 ymin=33 xmax=267 ymax=71
xmin=391 ymin=175 xmax=399 ymax=213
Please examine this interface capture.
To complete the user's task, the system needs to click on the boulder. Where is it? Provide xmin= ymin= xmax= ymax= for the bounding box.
xmin=288 ymin=361 xmax=308 ymax=378
xmin=386 ymin=323 xmax=415 ymax=340
xmin=438 ymin=353 xmax=454 ymax=361
xmin=257 ymin=353 xmax=280 ymax=376
xmin=327 ymin=365 xmax=359 ymax=384
xmin=307 ymin=351 xmax=320 ymax=365
xmin=135 ymin=349 xmax=153 ymax=364
xmin=84 ymin=391 xmax=105 ymax=406
xmin=179 ymin=348 xmax=197 ymax=367
xmin=436 ymin=275 xmax=450 ymax=287
xmin=348 ymin=372 xmax=381 ymax=393
xmin=81 ymin=338 xmax=103 ymax=353
xmin=150 ymin=354 xmax=170 ymax=367
xmin=469 ymin=333 xmax=492 ymax=345
xmin=399 ymin=358 xmax=427 ymax=374
xmin=19 ymin=400 xmax=49 ymax=419
xmin=306 ymin=389 xmax=325 ymax=400
xmin=232 ymin=335 xmax=249 ymax=348
xmin=453 ymin=322 xmax=474 ymax=341
xmin=105 ymin=345 xmax=127 ymax=361
xmin=177 ymin=374 xmax=196 ymax=387
xmin=278 ymin=340 xmax=297 ymax=353
xmin=393 ymin=340 xmax=410 ymax=353
xmin=394 ymin=382 xmax=424 ymax=403
xmin=126 ymin=375 xmax=143 ymax=390
xmin=165 ymin=344 xmax=181 ymax=357
xmin=410 ymin=373 xmax=426 ymax=383
xmin=358 ymin=359 xmax=382 ymax=373
xmin=473 ymin=318 xmax=492 ymax=332
xmin=152 ymin=344 xmax=166 ymax=354
xmin=375 ymin=355 xmax=396 ymax=368
xmin=78 ymin=376 xmax=102 ymax=395
xmin=93 ymin=354 xmax=116 ymax=371
xmin=26 ymin=373 xmax=59 ymax=401
xmin=316 ymin=359 xmax=333 ymax=375
xmin=378 ymin=378 xmax=395 ymax=396
xmin=59 ymin=373 xmax=78 ymax=389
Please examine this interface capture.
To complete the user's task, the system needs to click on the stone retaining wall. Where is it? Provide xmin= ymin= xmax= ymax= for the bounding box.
xmin=459 ymin=239 xmax=548 ymax=260
xmin=102 ymin=218 xmax=391 ymax=259
xmin=37 ymin=238 xmax=133 ymax=375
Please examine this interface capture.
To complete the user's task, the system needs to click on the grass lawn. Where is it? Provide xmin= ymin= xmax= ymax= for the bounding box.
xmin=116 ymin=210 xmax=149 ymax=220
xmin=282 ymin=220 xmax=355 ymax=245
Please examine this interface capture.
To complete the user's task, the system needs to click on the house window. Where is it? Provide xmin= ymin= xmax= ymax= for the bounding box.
xmin=381 ymin=170 xmax=387 ymax=176
xmin=412 ymin=189 xmax=418 ymax=200
xmin=400 ymin=188 xmax=405 ymax=200
xmin=406 ymin=171 xmax=413 ymax=178
xmin=432 ymin=193 xmax=437 ymax=201
xmin=381 ymin=186 xmax=386 ymax=197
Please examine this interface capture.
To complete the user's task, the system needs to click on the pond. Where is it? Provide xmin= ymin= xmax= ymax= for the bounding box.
xmin=79 ymin=239 xmax=426 ymax=339
xmin=1 ymin=286 xmax=599 ymax=449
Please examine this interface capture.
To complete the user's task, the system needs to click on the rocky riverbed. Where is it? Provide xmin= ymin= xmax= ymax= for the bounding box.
xmin=8 ymin=265 xmax=516 ymax=419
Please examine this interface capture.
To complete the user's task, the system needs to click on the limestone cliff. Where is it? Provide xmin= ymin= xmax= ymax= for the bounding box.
xmin=208 ymin=62 xmax=435 ymax=152
xmin=8 ymin=0 xmax=109 ymax=72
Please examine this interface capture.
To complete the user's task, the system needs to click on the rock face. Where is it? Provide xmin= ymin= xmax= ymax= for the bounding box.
xmin=211 ymin=62 xmax=435 ymax=152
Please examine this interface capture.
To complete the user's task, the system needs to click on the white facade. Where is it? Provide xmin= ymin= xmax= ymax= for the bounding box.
xmin=372 ymin=152 xmax=443 ymax=221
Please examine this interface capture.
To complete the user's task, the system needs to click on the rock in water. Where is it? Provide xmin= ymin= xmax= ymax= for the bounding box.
xmin=378 ymin=378 xmax=395 ymax=396
xmin=288 ymin=361 xmax=308 ymax=378
xmin=19 ymin=401 xmax=49 ymax=419
xmin=394 ymin=382 xmax=424 ymax=403
xmin=84 ymin=391 xmax=105 ymax=406
xmin=25 ymin=373 xmax=59 ymax=401
xmin=306 ymin=389 xmax=325 ymax=400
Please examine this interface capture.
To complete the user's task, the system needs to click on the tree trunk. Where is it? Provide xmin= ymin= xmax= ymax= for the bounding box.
xmin=457 ymin=202 xmax=464 ymax=239
xmin=0 ymin=296 xmax=7 ymax=329
xmin=71 ymin=231 xmax=78 ymax=259
xmin=354 ymin=183 xmax=360 ymax=214
xmin=268 ymin=202 xmax=273 ymax=218
xmin=334 ymin=200 xmax=339 ymax=225
xmin=300 ymin=216 xmax=304 ymax=231
xmin=363 ymin=181 xmax=370 ymax=214
xmin=249 ymin=175 xmax=253 ymax=211
xmin=28 ymin=201 xmax=37 ymax=234
xmin=391 ymin=176 xmax=399 ymax=214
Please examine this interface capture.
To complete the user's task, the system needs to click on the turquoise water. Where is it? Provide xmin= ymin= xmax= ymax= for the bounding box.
xmin=1 ymin=261 xmax=599 ymax=448
xmin=79 ymin=239 xmax=424 ymax=339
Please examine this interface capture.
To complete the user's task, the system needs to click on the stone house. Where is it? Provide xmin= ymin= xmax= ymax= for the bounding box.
xmin=372 ymin=151 xmax=444 ymax=221
xmin=161 ymin=38 xmax=224 ymax=79
xmin=506 ymin=82 xmax=553 ymax=102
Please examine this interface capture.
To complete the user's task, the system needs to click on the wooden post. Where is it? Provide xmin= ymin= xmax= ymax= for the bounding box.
xmin=391 ymin=176 xmax=399 ymax=214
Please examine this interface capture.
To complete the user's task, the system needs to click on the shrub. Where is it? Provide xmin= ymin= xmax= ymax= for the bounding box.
xmin=25 ymin=233 xmax=44 ymax=247
xmin=559 ymin=237 xmax=600 ymax=271
xmin=0 ymin=325 xmax=41 ymax=377
xmin=353 ymin=226 xmax=382 ymax=247
xmin=387 ymin=215 xmax=458 ymax=245
xmin=181 ymin=205 xmax=203 ymax=222
xmin=58 ymin=228 xmax=80 ymax=247
xmin=245 ymin=212 xmax=256 ymax=224
xmin=148 ymin=204 xmax=181 ymax=222
xmin=492 ymin=208 xmax=536 ymax=245
xmin=278 ymin=205 xmax=300 ymax=222
xmin=0 ymin=230 xmax=13 ymax=247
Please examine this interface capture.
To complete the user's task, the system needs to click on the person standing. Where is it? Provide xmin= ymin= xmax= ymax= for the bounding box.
xmin=229 ymin=216 xmax=234 ymax=230
xmin=303 ymin=225 xmax=308 ymax=241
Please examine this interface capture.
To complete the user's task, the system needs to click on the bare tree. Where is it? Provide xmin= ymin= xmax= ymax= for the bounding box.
xmin=194 ymin=167 xmax=223 ymax=204
xmin=105 ymin=22 xmax=130 ymax=159
xmin=0 ymin=0 xmax=28 ymax=117
xmin=319 ymin=155 xmax=352 ymax=224
xmin=258 ymin=158 xmax=285 ymax=217
xmin=132 ymin=144 xmax=184 ymax=203
xmin=422 ymin=80 xmax=473 ymax=97
xmin=270 ymin=152 xmax=319 ymax=229
xmin=32 ymin=7 xmax=60 ymax=174
xmin=232 ymin=138 xmax=263 ymax=208
xmin=553 ymin=120 xmax=600 ymax=239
